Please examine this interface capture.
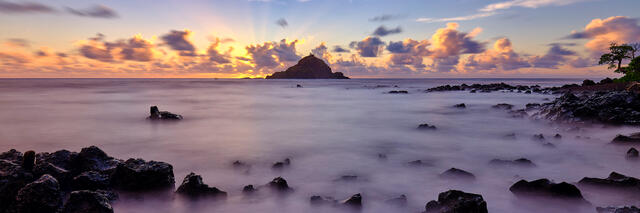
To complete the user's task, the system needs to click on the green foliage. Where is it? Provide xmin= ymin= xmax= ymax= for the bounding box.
xmin=627 ymin=56 xmax=640 ymax=73
xmin=614 ymin=71 xmax=640 ymax=83
xmin=599 ymin=42 xmax=634 ymax=73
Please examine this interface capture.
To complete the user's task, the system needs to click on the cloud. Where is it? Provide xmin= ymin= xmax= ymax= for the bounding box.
xmin=369 ymin=14 xmax=399 ymax=22
xmin=245 ymin=39 xmax=300 ymax=70
xmin=332 ymin=45 xmax=350 ymax=53
xmin=161 ymin=30 xmax=196 ymax=56
xmin=350 ymin=36 xmax=385 ymax=57
xmin=66 ymin=5 xmax=118 ymax=18
xmin=480 ymin=0 xmax=589 ymax=12
xmin=0 ymin=1 xmax=56 ymax=13
xmin=206 ymin=37 xmax=231 ymax=64
xmin=386 ymin=39 xmax=430 ymax=68
xmin=567 ymin=16 xmax=640 ymax=53
xmin=428 ymin=23 xmax=484 ymax=58
xmin=417 ymin=12 xmax=496 ymax=23
xmin=4 ymin=38 xmax=30 ymax=48
xmin=530 ymin=43 xmax=576 ymax=68
xmin=79 ymin=34 xmax=154 ymax=62
xmin=276 ymin=18 xmax=288 ymax=28
xmin=311 ymin=42 xmax=331 ymax=62
xmin=372 ymin=26 xmax=402 ymax=37
xmin=458 ymin=38 xmax=531 ymax=72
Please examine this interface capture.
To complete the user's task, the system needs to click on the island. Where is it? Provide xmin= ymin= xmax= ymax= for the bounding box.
xmin=265 ymin=54 xmax=349 ymax=79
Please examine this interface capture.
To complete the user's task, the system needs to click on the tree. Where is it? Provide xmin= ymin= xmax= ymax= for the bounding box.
xmin=628 ymin=56 xmax=640 ymax=73
xmin=631 ymin=43 xmax=640 ymax=59
xmin=599 ymin=42 xmax=634 ymax=73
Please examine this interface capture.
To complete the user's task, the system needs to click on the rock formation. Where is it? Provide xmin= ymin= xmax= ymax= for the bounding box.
xmin=265 ymin=54 xmax=349 ymax=79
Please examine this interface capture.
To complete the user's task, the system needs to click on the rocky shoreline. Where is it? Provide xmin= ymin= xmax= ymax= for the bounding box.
xmin=2 ymin=145 xmax=639 ymax=213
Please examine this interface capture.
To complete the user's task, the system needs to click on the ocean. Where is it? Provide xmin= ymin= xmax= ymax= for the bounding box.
xmin=0 ymin=78 xmax=638 ymax=213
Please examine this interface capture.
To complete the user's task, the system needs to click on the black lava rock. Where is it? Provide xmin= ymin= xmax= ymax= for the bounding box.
xmin=63 ymin=190 xmax=114 ymax=213
xmin=489 ymin=158 xmax=536 ymax=167
xmin=342 ymin=193 xmax=362 ymax=210
xmin=148 ymin=106 xmax=183 ymax=120
xmin=72 ymin=171 xmax=110 ymax=191
xmin=509 ymin=179 xmax=586 ymax=202
xmin=579 ymin=172 xmax=640 ymax=191
xmin=628 ymin=148 xmax=639 ymax=158
xmin=15 ymin=174 xmax=63 ymax=213
xmin=176 ymin=172 xmax=227 ymax=199
xmin=110 ymin=158 xmax=175 ymax=191
xmin=423 ymin=190 xmax=487 ymax=213
xmin=417 ymin=123 xmax=437 ymax=130
xmin=439 ymin=168 xmax=476 ymax=180
xmin=267 ymin=177 xmax=292 ymax=192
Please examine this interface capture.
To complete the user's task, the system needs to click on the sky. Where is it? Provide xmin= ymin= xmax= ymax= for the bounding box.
xmin=0 ymin=0 xmax=639 ymax=78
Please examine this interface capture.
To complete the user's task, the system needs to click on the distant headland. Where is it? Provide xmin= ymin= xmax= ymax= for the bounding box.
xmin=265 ymin=54 xmax=349 ymax=79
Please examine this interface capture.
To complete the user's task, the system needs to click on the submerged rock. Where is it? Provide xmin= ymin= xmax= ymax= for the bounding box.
xmin=266 ymin=54 xmax=349 ymax=79
xmin=489 ymin=158 xmax=535 ymax=167
xmin=63 ymin=190 xmax=114 ymax=213
xmin=110 ymin=158 xmax=175 ymax=191
xmin=509 ymin=179 xmax=587 ymax=202
xmin=310 ymin=195 xmax=337 ymax=206
xmin=272 ymin=158 xmax=291 ymax=170
xmin=242 ymin=185 xmax=255 ymax=194
xmin=424 ymin=190 xmax=487 ymax=213
xmin=148 ymin=106 xmax=183 ymax=120
xmin=454 ymin=103 xmax=466 ymax=108
xmin=612 ymin=133 xmax=640 ymax=144
xmin=439 ymin=168 xmax=475 ymax=180
xmin=417 ymin=123 xmax=437 ymax=130
xmin=388 ymin=90 xmax=408 ymax=94
xmin=596 ymin=206 xmax=640 ymax=213
xmin=492 ymin=103 xmax=514 ymax=110
xmin=176 ymin=172 xmax=227 ymax=199
xmin=385 ymin=194 xmax=407 ymax=207
xmin=579 ymin=172 xmax=640 ymax=191
xmin=334 ymin=175 xmax=358 ymax=182
xmin=627 ymin=148 xmax=639 ymax=158
xmin=15 ymin=174 xmax=63 ymax=213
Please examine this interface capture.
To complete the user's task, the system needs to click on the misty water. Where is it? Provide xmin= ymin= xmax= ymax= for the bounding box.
xmin=0 ymin=78 xmax=638 ymax=213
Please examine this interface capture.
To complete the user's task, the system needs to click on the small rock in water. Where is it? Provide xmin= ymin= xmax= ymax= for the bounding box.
xmin=267 ymin=177 xmax=292 ymax=192
xmin=489 ymin=158 xmax=536 ymax=167
xmin=242 ymin=185 xmax=255 ymax=194
xmin=554 ymin=134 xmax=562 ymax=139
xmin=148 ymin=106 xmax=183 ymax=120
xmin=310 ymin=195 xmax=337 ymax=206
xmin=232 ymin=160 xmax=248 ymax=168
xmin=532 ymin=134 xmax=545 ymax=141
xmin=612 ymin=133 xmax=640 ymax=144
xmin=417 ymin=123 xmax=437 ymax=130
xmin=579 ymin=172 xmax=640 ymax=190
xmin=342 ymin=193 xmax=362 ymax=210
xmin=385 ymin=194 xmax=407 ymax=207
xmin=408 ymin=160 xmax=431 ymax=167
xmin=509 ymin=179 xmax=587 ymax=202
xmin=22 ymin=150 xmax=35 ymax=171
xmin=503 ymin=133 xmax=517 ymax=140
xmin=388 ymin=90 xmax=408 ymax=94
xmin=424 ymin=190 xmax=487 ymax=213
xmin=492 ymin=103 xmax=514 ymax=110
xmin=176 ymin=172 xmax=227 ymax=199
xmin=272 ymin=158 xmax=291 ymax=170
xmin=377 ymin=153 xmax=387 ymax=159
xmin=454 ymin=103 xmax=466 ymax=108
xmin=627 ymin=148 xmax=639 ymax=158
xmin=63 ymin=190 xmax=114 ymax=213
xmin=525 ymin=103 xmax=541 ymax=109
xmin=440 ymin=168 xmax=476 ymax=180
xmin=334 ymin=175 xmax=358 ymax=182
xmin=296 ymin=84 xmax=302 ymax=88
xmin=596 ymin=206 xmax=640 ymax=213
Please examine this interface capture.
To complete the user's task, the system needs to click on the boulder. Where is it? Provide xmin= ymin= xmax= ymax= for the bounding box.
xmin=176 ymin=172 xmax=227 ymax=199
xmin=72 ymin=171 xmax=110 ymax=191
xmin=266 ymin=54 xmax=349 ymax=79
xmin=509 ymin=179 xmax=586 ymax=202
xmin=22 ymin=150 xmax=35 ymax=171
xmin=578 ymin=172 xmax=640 ymax=191
xmin=75 ymin=146 xmax=121 ymax=174
xmin=15 ymin=174 xmax=63 ymax=213
xmin=0 ymin=149 xmax=22 ymax=163
xmin=62 ymin=190 xmax=114 ymax=213
xmin=628 ymin=148 xmax=639 ymax=158
xmin=417 ymin=123 xmax=437 ymax=130
xmin=33 ymin=162 xmax=72 ymax=189
xmin=267 ymin=177 xmax=292 ymax=192
xmin=596 ymin=206 xmax=640 ymax=213
xmin=342 ymin=193 xmax=362 ymax=210
xmin=0 ymin=159 xmax=33 ymax=211
xmin=423 ymin=190 xmax=487 ymax=213
xmin=242 ymin=185 xmax=255 ymax=194
xmin=148 ymin=106 xmax=183 ymax=120
xmin=110 ymin=158 xmax=175 ymax=191
xmin=36 ymin=149 xmax=76 ymax=172
xmin=454 ymin=103 xmax=466 ymax=108
xmin=489 ymin=158 xmax=536 ymax=167
xmin=439 ymin=168 xmax=475 ymax=180
xmin=536 ymin=92 xmax=640 ymax=125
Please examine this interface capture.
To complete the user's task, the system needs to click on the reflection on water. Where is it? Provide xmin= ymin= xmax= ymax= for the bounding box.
xmin=0 ymin=78 xmax=638 ymax=213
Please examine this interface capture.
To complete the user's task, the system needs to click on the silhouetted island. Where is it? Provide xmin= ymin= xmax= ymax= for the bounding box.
xmin=265 ymin=54 xmax=349 ymax=79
